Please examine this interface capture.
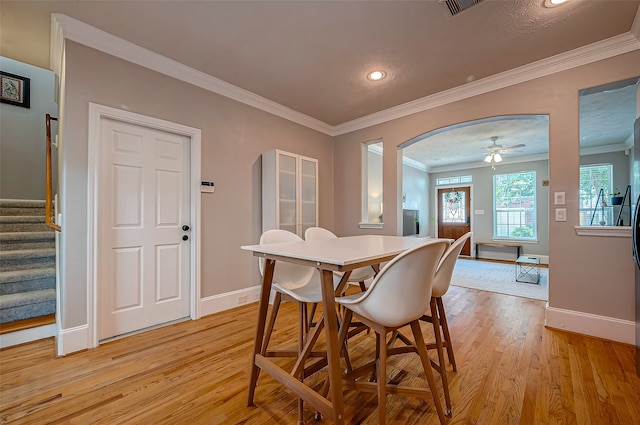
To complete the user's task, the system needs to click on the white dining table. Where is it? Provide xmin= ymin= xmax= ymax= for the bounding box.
xmin=241 ymin=234 xmax=433 ymax=424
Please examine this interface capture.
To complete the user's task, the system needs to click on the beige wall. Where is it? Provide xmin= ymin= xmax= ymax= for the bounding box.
xmin=334 ymin=51 xmax=640 ymax=323
xmin=56 ymin=41 xmax=334 ymax=328
xmin=1 ymin=1 xmax=637 ymax=336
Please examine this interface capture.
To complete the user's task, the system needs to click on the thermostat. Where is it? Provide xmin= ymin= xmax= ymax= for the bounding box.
xmin=201 ymin=181 xmax=215 ymax=193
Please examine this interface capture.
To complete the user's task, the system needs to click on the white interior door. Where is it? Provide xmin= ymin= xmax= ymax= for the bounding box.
xmin=98 ymin=118 xmax=191 ymax=340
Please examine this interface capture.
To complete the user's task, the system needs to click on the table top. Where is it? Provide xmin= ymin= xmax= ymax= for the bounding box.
xmin=516 ymin=255 xmax=540 ymax=265
xmin=241 ymin=235 xmax=433 ymax=269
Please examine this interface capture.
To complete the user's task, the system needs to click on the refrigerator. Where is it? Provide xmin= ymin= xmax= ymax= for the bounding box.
xmin=402 ymin=209 xmax=419 ymax=236
xmin=632 ymin=117 xmax=640 ymax=377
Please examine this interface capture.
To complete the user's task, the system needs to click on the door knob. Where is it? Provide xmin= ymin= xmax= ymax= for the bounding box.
xmin=182 ymin=235 xmax=189 ymax=241
xmin=182 ymin=225 xmax=190 ymax=231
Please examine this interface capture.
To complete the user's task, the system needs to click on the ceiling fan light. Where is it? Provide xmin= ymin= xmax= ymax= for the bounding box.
xmin=484 ymin=154 xmax=493 ymax=163
xmin=494 ymin=153 xmax=502 ymax=162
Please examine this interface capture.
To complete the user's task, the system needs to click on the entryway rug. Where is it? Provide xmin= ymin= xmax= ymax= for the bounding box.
xmin=451 ymin=258 xmax=548 ymax=301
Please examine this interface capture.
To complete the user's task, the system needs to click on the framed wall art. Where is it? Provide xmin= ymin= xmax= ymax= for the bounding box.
xmin=1 ymin=71 xmax=30 ymax=108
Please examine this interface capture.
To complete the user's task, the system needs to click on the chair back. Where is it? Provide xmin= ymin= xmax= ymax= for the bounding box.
xmin=432 ymin=232 xmax=472 ymax=297
xmin=304 ymin=227 xmax=337 ymax=240
xmin=354 ymin=239 xmax=448 ymax=327
xmin=259 ymin=229 xmax=314 ymax=287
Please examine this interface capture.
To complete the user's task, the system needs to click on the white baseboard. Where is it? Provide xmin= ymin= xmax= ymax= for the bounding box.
xmin=56 ymin=324 xmax=89 ymax=356
xmin=200 ymin=285 xmax=261 ymax=317
xmin=545 ymin=304 xmax=635 ymax=345
xmin=2 ymin=287 xmax=264 ymax=355
xmin=0 ymin=324 xmax=56 ymax=349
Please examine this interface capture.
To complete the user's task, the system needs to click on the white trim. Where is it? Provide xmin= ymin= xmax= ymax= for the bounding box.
xmin=574 ymin=226 xmax=632 ymax=237
xmin=545 ymin=304 xmax=635 ymax=345
xmin=359 ymin=223 xmax=384 ymax=230
xmin=580 ymin=142 xmax=631 ymax=157
xmin=199 ymin=286 xmax=262 ymax=317
xmin=87 ymin=103 xmax=202 ymax=350
xmin=402 ymin=156 xmax=427 ymax=172
xmin=56 ymin=324 xmax=89 ymax=356
xmin=0 ymin=324 xmax=56 ymax=349
xmin=427 ymin=153 xmax=549 ymax=174
xmin=54 ymin=215 xmax=62 ymax=353
xmin=631 ymin=4 xmax=640 ymax=41
xmin=51 ymin=14 xmax=332 ymax=136
xmin=51 ymin=14 xmax=640 ymax=138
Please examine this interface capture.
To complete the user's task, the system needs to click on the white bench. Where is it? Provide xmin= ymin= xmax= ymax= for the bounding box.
xmin=474 ymin=242 xmax=522 ymax=261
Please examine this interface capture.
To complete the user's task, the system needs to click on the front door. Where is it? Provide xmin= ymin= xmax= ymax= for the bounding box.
xmin=98 ymin=117 xmax=191 ymax=340
xmin=437 ymin=187 xmax=471 ymax=256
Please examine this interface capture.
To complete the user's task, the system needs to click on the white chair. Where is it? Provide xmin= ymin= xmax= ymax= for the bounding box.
xmin=258 ymin=229 xmax=341 ymax=353
xmin=419 ymin=231 xmax=472 ymax=415
xmin=335 ymin=239 xmax=450 ymax=425
xmin=422 ymin=232 xmax=471 ymax=367
xmin=304 ymin=227 xmax=377 ymax=292
xmin=258 ymin=229 xmax=341 ymax=423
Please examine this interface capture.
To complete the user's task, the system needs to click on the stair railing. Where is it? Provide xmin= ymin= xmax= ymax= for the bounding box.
xmin=45 ymin=114 xmax=61 ymax=232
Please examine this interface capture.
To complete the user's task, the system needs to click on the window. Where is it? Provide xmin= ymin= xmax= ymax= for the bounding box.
xmin=436 ymin=175 xmax=472 ymax=186
xmin=361 ymin=140 xmax=383 ymax=225
xmin=441 ymin=190 xmax=467 ymax=223
xmin=493 ymin=171 xmax=536 ymax=239
xmin=579 ymin=164 xmax=612 ymax=226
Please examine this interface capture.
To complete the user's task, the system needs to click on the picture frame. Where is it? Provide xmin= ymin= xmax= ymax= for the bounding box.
xmin=1 ymin=71 xmax=30 ymax=108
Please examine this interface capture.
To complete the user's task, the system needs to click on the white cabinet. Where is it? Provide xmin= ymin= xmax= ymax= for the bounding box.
xmin=262 ymin=149 xmax=318 ymax=237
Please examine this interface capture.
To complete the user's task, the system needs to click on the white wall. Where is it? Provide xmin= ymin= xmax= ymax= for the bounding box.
xmin=0 ymin=57 xmax=58 ymax=199
xmin=401 ymin=163 xmax=428 ymax=236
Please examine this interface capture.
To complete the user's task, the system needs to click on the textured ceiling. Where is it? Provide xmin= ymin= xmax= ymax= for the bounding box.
xmin=2 ymin=0 xmax=638 ymax=126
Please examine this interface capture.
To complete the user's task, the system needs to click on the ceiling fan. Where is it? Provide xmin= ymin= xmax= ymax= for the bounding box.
xmin=483 ymin=136 xmax=525 ymax=169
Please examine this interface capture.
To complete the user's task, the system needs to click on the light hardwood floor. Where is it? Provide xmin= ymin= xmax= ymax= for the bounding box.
xmin=1 ymin=286 xmax=639 ymax=424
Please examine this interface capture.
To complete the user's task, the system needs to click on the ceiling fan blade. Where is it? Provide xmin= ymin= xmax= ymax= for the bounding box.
xmin=503 ymin=143 xmax=526 ymax=150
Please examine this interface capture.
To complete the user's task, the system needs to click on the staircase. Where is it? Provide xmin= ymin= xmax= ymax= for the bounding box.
xmin=0 ymin=200 xmax=56 ymax=325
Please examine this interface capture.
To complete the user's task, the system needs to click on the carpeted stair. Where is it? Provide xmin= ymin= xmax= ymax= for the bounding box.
xmin=0 ymin=200 xmax=56 ymax=324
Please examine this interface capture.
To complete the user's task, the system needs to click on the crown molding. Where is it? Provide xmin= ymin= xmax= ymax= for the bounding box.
xmin=580 ymin=142 xmax=630 ymax=157
xmin=426 ymin=152 xmax=549 ymax=174
xmin=332 ymin=32 xmax=640 ymax=136
xmin=403 ymin=157 xmax=427 ymax=172
xmin=52 ymin=13 xmax=639 ymax=138
xmin=50 ymin=14 xmax=334 ymax=136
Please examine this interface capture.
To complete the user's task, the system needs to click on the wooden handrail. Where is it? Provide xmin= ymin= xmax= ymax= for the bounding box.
xmin=45 ymin=113 xmax=61 ymax=232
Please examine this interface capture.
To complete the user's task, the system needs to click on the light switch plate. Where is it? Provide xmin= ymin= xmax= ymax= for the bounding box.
xmin=554 ymin=192 xmax=565 ymax=205
xmin=555 ymin=208 xmax=567 ymax=221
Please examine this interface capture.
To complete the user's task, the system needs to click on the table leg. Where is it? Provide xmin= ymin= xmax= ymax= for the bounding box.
xmin=320 ymin=269 xmax=345 ymax=424
xmin=247 ymin=258 xmax=275 ymax=406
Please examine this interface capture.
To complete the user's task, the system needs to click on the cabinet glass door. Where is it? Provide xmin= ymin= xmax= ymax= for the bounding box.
xmin=300 ymin=157 xmax=317 ymax=235
xmin=278 ymin=152 xmax=297 ymax=234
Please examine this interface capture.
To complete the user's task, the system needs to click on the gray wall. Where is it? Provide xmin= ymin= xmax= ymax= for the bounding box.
xmin=0 ymin=57 xmax=58 ymax=199
xmin=58 ymin=41 xmax=334 ymax=328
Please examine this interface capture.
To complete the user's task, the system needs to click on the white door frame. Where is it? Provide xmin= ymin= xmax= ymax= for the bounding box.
xmin=87 ymin=103 xmax=201 ymax=348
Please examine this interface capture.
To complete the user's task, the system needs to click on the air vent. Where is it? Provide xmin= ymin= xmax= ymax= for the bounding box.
xmin=440 ymin=0 xmax=484 ymax=16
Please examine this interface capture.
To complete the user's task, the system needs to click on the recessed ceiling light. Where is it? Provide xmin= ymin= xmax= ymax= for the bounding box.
xmin=544 ymin=0 xmax=570 ymax=7
xmin=367 ymin=70 xmax=386 ymax=81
